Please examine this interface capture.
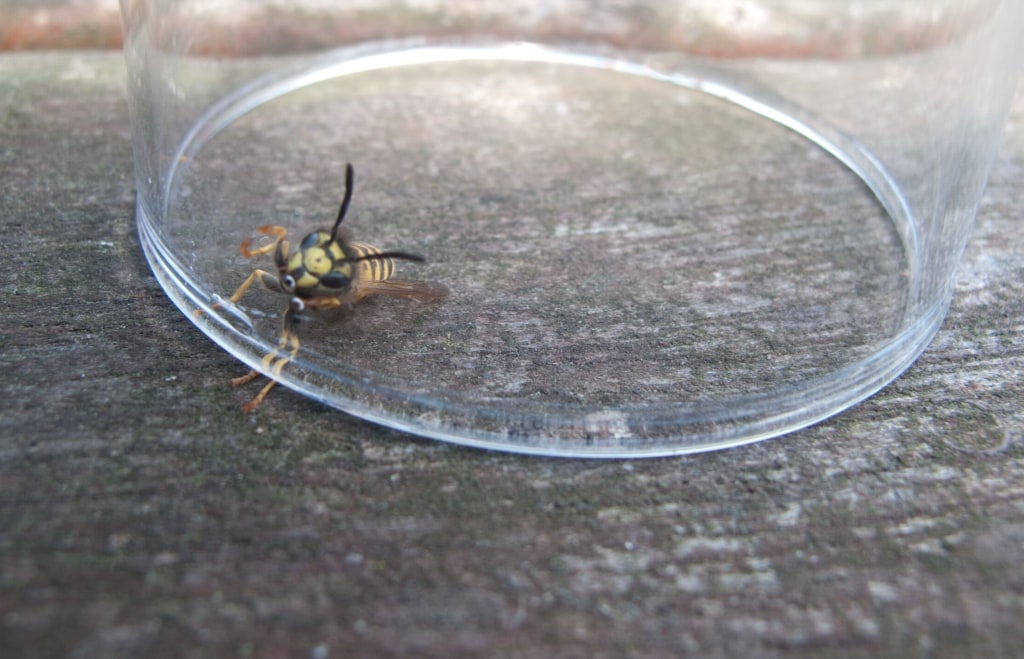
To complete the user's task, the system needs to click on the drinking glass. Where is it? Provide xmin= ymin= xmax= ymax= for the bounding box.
xmin=120 ymin=0 xmax=1022 ymax=456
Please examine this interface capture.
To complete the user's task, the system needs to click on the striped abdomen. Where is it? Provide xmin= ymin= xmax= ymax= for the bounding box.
xmin=349 ymin=241 xmax=397 ymax=283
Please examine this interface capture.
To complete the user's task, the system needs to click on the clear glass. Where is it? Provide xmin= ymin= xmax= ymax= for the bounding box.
xmin=120 ymin=0 xmax=1021 ymax=457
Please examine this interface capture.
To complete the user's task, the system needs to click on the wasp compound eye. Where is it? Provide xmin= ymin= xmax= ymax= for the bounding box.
xmin=320 ymin=271 xmax=350 ymax=290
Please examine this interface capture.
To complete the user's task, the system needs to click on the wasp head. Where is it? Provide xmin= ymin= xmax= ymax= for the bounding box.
xmin=277 ymin=230 xmax=355 ymax=299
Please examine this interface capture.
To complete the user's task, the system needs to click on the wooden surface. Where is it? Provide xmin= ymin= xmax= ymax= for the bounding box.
xmin=2 ymin=52 xmax=1023 ymax=658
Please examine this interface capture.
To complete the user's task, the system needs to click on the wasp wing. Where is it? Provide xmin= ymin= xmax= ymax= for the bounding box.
xmin=353 ymin=278 xmax=449 ymax=304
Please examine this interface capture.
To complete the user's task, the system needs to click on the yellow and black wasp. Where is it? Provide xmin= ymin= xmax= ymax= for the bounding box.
xmin=212 ymin=163 xmax=446 ymax=412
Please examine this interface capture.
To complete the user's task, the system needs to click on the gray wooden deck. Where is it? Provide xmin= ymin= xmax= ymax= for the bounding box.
xmin=2 ymin=52 xmax=1022 ymax=657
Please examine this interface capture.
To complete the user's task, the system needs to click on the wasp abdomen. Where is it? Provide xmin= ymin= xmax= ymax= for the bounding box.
xmin=349 ymin=241 xmax=397 ymax=282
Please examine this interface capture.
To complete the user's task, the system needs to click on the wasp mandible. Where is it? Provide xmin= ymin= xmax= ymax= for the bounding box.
xmin=213 ymin=163 xmax=447 ymax=412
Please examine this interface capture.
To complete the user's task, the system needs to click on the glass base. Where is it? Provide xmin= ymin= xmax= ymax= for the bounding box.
xmin=141 ymin=42 xmax=941 ymax=457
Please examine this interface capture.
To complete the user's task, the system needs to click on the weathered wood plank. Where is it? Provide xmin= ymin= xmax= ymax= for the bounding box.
xmin=1 ymin=53 xmax=1022 ymax=658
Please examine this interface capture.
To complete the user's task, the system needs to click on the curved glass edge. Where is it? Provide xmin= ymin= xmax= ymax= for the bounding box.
xmin=142 ymin=204 xmax=947 ymax=457
xmin=139 ymin=41 xmax=949 ymax=458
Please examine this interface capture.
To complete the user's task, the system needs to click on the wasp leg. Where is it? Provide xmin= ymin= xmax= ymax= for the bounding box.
xmin=193 ymin=269 xmax=280 ymax=320
xmin=236 ymin=306 xmax=301 ymax=413
xmin=197 ymin=225 xmax=288 ymax=318
xmin=240 ymin=225 xmax=288 ymax=257
xmin=230 ymin=369 xmax=261 ymax=387
xmin=226 ymin=269 xmax=282 ymax=305
xmin=302 ymin=297 xmax=345 ymax=312
xmin=239 ymin=327 xmax=300 ymax=413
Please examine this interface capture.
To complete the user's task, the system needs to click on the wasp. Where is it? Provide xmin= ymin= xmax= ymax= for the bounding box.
xmin=211 ymin=163 xmax=446 ymax=412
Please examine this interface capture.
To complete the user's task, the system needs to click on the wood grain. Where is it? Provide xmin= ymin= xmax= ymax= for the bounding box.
xmin=1 ymin=53 xmax=1022 ymax=658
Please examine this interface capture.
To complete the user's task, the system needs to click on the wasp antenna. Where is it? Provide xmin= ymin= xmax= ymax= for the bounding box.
xmin=331 ymin=163 xmax=356 ymax=241
xmin=353 ymin=250 xmax=426 ymax=263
